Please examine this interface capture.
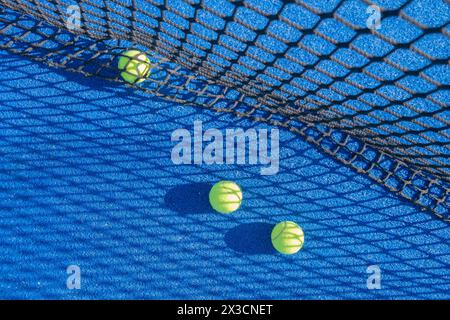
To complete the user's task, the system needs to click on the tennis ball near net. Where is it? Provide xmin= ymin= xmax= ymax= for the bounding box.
xmin=118 ymin=50 xmax=151 ymax=84
xmin=271 ymin=221 xmax=304 ymax=255
xmin=209 ymin=181 xmax=243 ymax=214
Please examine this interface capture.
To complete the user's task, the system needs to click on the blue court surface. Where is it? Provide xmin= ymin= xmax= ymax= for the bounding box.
xmin=0 ymin=0 xmax=449 ymax=300
xmin=0 ymin=48 xmax=449 ymax=300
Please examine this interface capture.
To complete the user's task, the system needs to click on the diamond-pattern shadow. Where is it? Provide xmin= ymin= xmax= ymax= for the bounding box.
xmin=0 ymin=52 xmax=448 ymax=299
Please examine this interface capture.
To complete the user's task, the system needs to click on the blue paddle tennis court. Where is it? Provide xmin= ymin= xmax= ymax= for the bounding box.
xmin=0 ymin=0 xmax=449 ymax=299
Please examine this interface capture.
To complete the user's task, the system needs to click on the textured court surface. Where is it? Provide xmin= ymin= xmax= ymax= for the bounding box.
xmin=0 ymin=49 xmax=449 ymax=299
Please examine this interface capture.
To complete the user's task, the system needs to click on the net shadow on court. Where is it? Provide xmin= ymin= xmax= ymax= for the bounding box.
xmin=0 ymin=52 xmax=449 ymax=299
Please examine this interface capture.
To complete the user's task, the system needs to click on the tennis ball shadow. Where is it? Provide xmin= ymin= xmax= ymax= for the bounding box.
xmin=225 ymin=223 xmax=275 ymax=255
xmin=164 ymin=183 xmax=212 ymax=214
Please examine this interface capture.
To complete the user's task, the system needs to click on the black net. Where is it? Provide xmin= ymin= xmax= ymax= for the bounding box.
xmin=0 ymin=0 xmax=448 ymax=219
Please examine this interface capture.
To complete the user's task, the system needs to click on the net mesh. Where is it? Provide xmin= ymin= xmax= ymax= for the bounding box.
xmin=0 ymin=0 xmax=449 ymax=218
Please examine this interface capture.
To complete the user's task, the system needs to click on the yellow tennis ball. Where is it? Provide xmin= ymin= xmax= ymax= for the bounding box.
xmin=118 ymin=50 xmax=151 ymax=84
xmin=209 ymin=181 xmax=243 ymax=214
xmin=271 ymin=221 xmax=304 ymax=255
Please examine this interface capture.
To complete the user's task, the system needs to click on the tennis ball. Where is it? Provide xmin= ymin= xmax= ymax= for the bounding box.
xmin=209 ymin=181 xmax=243 ymax=214
xmin=118 ymin=50 xmax=151 ymax=84
xmin=271 ymin=221 xmax=304 ymax=255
